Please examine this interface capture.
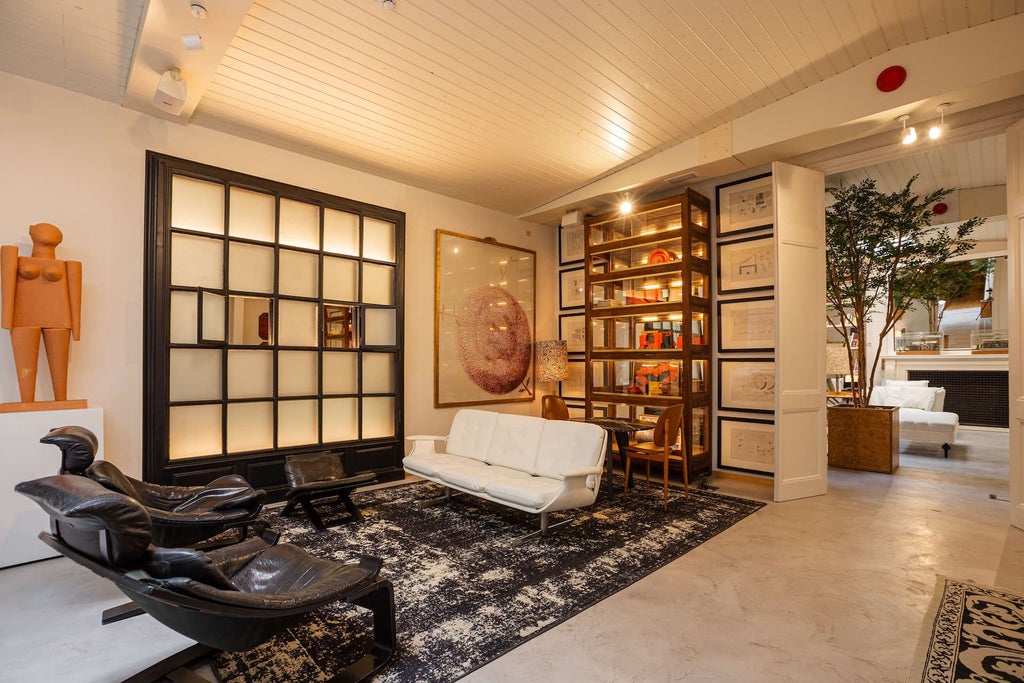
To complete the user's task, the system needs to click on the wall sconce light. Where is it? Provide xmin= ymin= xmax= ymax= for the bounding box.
xmin=898 ymin=115 xmax=916 ymax=145
xmin=928 ymin=103 xmax=949 ymax=140
xmin=619 ymin=193 xmax=633 ymax=214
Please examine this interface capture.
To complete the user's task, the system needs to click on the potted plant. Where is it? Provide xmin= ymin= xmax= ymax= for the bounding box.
xmin=824 ymin=176 xmax=982 ymax=472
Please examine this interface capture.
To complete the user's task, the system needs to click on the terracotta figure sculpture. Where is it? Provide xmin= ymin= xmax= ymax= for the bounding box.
xmin=1 ymin=223 xmax=83 ymax=407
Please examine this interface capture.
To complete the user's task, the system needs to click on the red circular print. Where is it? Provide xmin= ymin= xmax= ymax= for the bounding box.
xmin=456 ymin=286 xmax=531 ymax=395
xmin=876 ymin=65 xmax=907 ymax=92
xmin=933 ymin=202 xmax=948 ymax=215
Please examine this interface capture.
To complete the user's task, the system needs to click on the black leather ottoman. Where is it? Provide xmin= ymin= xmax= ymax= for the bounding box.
xmin=282 ymin=452 xmax=377 ymax=530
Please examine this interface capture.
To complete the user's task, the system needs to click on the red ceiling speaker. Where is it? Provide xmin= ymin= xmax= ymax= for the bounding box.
xmin=933 ymin=202 xmax=948 ymax=215
xmin=876 ymin=66 xmax=907 ymax=92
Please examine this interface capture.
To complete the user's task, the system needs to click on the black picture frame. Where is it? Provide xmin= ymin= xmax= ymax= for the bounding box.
xmin=559 ymin=312 xmax=586 ymax=355
xmin=717 ymin=416 xmax=775 ymax=475
xmin=559 ymin=222 xmax=585 ymax=265
xmin=718 ymin=357 xmax=775 ymax=414
xmin=559 ymin=267 xmax=586 ymax=310
xmin=715 ymin=172 xmax=773 ymax=238
xmin=717 ymin=296 xmax=775 ymax=353
xmin=717 ymin=234 xmax=775 ymax=295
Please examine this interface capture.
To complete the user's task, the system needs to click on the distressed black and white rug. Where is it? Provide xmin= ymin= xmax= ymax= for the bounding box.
xmin=213 ymin=478 xmax=763 ymax=682
xmin=909 ymin=577 xmax=1024 ymax=683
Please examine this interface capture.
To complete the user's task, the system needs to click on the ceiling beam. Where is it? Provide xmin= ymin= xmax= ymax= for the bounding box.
xmin=122 ymin=0 xmax=252 ymax=123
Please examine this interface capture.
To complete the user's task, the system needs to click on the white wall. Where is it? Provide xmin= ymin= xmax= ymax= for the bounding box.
xmin=0 ymin=72 xmax=557 ymax=476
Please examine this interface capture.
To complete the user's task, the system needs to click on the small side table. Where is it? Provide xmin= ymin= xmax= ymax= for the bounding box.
xmin=827 ymin=391 xmax=855 ymax=405
xmin=574 ymin=418 xmax=650 ymax=498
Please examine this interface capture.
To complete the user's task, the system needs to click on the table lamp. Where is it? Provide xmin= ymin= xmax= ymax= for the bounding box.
xmin=826 ymin=343 xmax=851 ymax=392
xmin=535 ymin=340 xmax=569 ymax=385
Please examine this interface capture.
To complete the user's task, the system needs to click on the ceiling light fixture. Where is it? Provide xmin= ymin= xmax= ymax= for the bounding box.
xmin=380 ymin=0 xmax=396 ymax=8
xmin=619 ymin=194 xmax=633 ymax=214
xmin=153 ymin=67 xmax=187 ymax=115
xmin=181 ymin=3 xmax=207 ymax=51
xmin=898 ymin=114 xmax=916 ymax=145
xmin=928 ymin=103 xmax=949 ymax=140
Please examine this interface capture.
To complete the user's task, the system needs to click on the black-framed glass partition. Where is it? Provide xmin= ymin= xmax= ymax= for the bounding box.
xmin=144 ymin=152 xmax=405 ymax=493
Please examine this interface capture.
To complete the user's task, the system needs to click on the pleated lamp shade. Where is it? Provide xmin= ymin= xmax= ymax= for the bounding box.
xmin=535 ymin=340 xmax=569 ymax=382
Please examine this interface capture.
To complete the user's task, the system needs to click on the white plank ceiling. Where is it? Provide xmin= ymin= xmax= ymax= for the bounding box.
xmin=1 ymin=0 xmax=1021 ymax=214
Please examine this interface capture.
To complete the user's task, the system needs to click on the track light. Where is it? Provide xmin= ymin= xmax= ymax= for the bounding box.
xmin=898 ymin=115 xmax=916 ymax=145
xmin=619 ymin=194 xmax=633 ymax=214
xmin=928 ymin=103 xmax=949 ymax=140
xmin=153 ymin=67 xmax=187 ymax=115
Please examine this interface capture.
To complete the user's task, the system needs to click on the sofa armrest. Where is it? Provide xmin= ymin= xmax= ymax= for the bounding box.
xmin=560 ymin=466 xmax=604 ymax=479
xmin=405 ymin=434 xmax=448 ymax=459
xmin=405 ymin=435 xmax=448 ymax=442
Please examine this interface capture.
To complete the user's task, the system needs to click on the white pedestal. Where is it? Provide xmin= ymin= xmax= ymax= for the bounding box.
xmin=0 ymin=407 xmax=104 ymax=568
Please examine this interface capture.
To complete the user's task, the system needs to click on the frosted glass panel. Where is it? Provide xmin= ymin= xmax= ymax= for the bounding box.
xmin=228 ymin=350 xmax=273 ymax=398
xmin=323 ymin=256 xmax=357 ymax=301
xmin=170 ymin=291 xmax=197 ymax=344
xmin=363 ymin=353 xmax=394 ymax=393
xmin=278 ymin=400 xmax=319 ymax=447
xmin=169 ymin=404 xmax=222 ymax=460
xmin=364 ymin=308 xmax=396 ymax=346
xmin=363 ymin=397 xmax=395 ymax=438
xmin=200 ymin=291 xmax=225 ymax=343
xmin=227 ymin=402 xmax=273 ymax=453
xmin=362 ymin=263 xmax=394 ymax=305
xmin=227 ymin=296 xmax=271 ymax=345
xmin=229 ymin=242 xmax=274 ymax=293
xmin=229 ymin=188 xmax=275 ymax=242
xmin=171 ymin=175 xmax=224 ymax=235
xmin=169 ymin=349 xmax=222 ymax=402
xmin=323 ymin=398 xmax=358 ymax=442
xmin=363 ymin=217 xmax=395 ymax=262
xmin=323 ymin=352 xmax=358 ymax=394
xmin=279 ymin=249 xmax=319 ymax=298
xmin=171 ymin=234 xmax=223 ymax=288
xmin=278 ymin=300 xmax=318 ymax=347
xmin=324 ymin=209 xmax=359 ymax=256
xmin=279 ymin=351 xmax=318 ymax=396
xmin=280 ymin=198 xmax=319 ymax=249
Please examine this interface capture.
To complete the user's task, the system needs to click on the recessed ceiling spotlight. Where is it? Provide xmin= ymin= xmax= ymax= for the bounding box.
xmin=380 ymin=0 xmax=396 ymax=8
xmin=898 ymin=114 xmax=916 ymax=145
xmin=928 ymin=103 xmax=949 ymax=140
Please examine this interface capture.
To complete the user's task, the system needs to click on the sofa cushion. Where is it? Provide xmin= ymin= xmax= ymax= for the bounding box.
xmin=533 ymin=420 xmax=606 ymax=480
xmin=403 ymin=453 xmax=467 ymax=478
xmin=898 ymin=407 xmax=958 ymax=442
xmin=485 ymin=414 xmax=546 ymax=471
xmin=869 ymin=385 xmax=936 ymax=410
xmin=885 ymin=379 xmax=929 ymax=386
xmin=437 ymin=461 xmax=530 ymax=492
xmin=446 ymin=410 xmax=498 ymax=461
xmin=484 ymin=476 xmax=562 ymax=510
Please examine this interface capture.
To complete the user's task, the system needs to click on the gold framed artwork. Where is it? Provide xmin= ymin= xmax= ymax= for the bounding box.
xmin=718 ymin=416 xmax=774 ymax=474
xmin=715 ymin=173 xmax=774 ymax=237
xmin=717 ymin=235 xmax=775 ymax=294
xmin=434 ymin=230 xmax=536 ymax=407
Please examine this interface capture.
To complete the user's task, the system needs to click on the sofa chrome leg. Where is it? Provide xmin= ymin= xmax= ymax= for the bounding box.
xmin=942 ymin=443 xmax=951 ymax=458
xmin=416 ymin=486 xmax=455 ymax=508
xmin=512 ymin=513 xmax=573 ymax=544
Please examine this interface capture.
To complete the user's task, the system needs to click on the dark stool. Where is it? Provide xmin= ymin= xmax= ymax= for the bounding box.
xmin=283 ymin=452 xmax=377 ymax=530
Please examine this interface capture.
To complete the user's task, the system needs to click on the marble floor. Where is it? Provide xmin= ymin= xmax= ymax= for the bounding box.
xmin=2 ymin=427 xmax=1020 ymax=682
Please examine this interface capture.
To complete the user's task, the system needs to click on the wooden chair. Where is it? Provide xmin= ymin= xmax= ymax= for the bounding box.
xmin=623 ymin=404 xmax=687 ymax=510
xmin=541 ymin=394 xmax=570 ymax=420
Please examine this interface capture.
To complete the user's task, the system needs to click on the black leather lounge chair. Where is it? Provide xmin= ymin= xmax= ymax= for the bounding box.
xmin=15 ymin=474 xmax=396 ymax=683
xmin=283 ymin=451 xmax=378 ymax=530
xmin=40 ymin=426 xmax=266 ymax=548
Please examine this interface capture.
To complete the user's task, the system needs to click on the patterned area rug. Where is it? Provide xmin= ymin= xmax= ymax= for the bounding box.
xmin=910 ymin=577 xmax=1024 ymax=682
xmin=213 ymin=477 xmax=763 ymax=682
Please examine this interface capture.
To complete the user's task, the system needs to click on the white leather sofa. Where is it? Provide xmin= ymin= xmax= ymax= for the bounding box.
xmin=404 ymin=409 xmax=607 ymax=536
xmin=869 ymin=383 xmax=958 ymax=457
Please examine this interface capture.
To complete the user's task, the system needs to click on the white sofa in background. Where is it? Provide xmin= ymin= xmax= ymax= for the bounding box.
xmin=869 ymin=383 xmax=958 ymax=457
xmin=404 ymin=409 xmax=607 ymax=536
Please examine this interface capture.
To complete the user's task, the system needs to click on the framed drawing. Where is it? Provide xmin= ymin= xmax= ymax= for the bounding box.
xmin=559 ymin=223 xmax=585 ymax=265
xmin=719 ymin=358 xmax=775 ymax=413
xmin=559 ymin=267 xmax=586 ymax=309
xmin=435 ymin=230 xmax=536 ymax=407
xmin=718 ymin=297 xmax=775 ymax=352
xmin=560 ymin=358 xmax=586 ymax=400
xmin=559 ymin=312 xmax=586 ymax=354
xmin=717 ymin=235 xmax=774 ymax=294
xmin=716 ymin=173 xmax=773 ymax=237
xmin=718 ymin=416 xmax=774 ymax=474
